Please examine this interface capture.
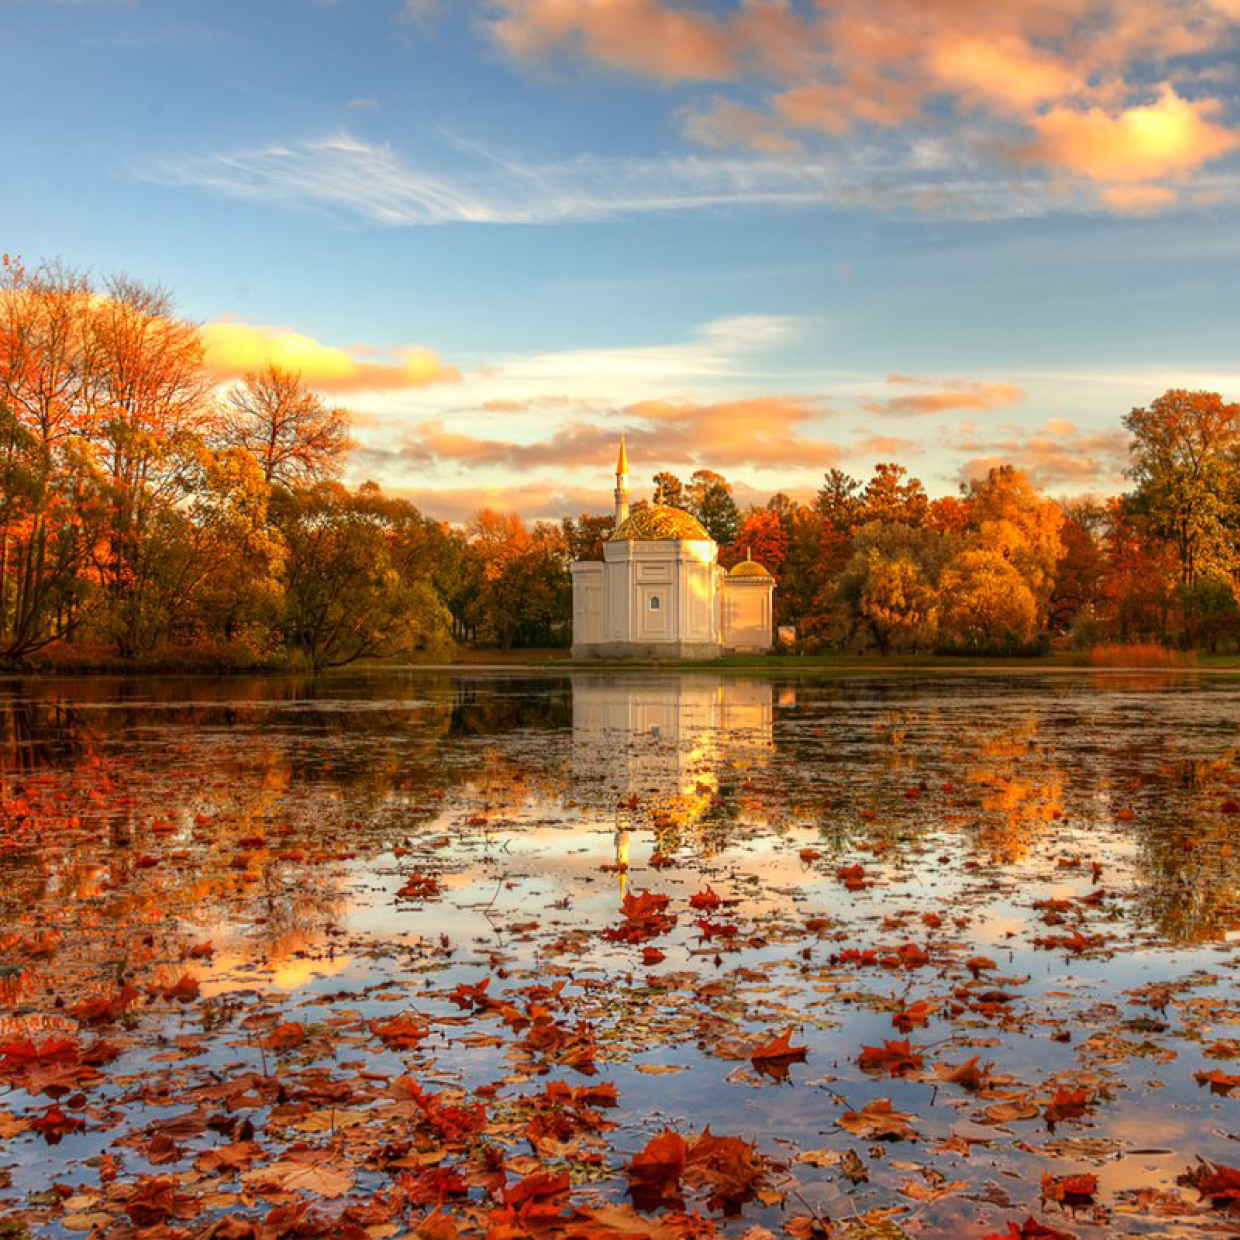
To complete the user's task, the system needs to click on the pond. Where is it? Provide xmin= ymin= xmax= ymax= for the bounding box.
xmin=3 ymin=667 xmax=1240 ymax=1238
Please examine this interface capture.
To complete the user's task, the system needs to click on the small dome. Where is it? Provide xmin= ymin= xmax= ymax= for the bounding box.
xmin=729 ymin=558 xmax=774 ymax=579
xmin=610 ymin=505 xmax=711 ymax=542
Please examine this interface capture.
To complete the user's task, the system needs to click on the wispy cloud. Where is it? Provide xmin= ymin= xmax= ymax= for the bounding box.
xmin=141 ymin=129 xmax=1165 ymax=226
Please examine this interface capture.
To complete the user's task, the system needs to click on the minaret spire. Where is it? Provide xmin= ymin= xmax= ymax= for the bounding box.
xmin=614 ymin=437 xmax=630 ymax=526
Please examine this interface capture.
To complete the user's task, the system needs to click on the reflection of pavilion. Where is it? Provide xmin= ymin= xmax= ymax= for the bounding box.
xmin=571 ymin=675 xmax=776 ymax=880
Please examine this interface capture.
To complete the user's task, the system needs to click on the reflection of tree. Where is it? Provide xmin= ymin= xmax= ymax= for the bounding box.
xmin=960 ymin=717 xmax=1064 ymax=863
xmin=1128 ymin=750 xmax=1240 ymax=944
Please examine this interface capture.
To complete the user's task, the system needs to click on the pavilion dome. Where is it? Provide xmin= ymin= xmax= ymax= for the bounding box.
xmin=729 ymin=558 xmax=774 ymax=579
xmin=609 ymin=505 xmax=711 ymax=543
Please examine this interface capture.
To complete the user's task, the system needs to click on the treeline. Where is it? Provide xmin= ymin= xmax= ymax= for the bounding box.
xmin=0 ymin=258 xmax=569 ymax=668
xmin=609 ymin=390 xmax=1240 ymax=655
xmin=4 ymin=257 xmax=1238 ymax=666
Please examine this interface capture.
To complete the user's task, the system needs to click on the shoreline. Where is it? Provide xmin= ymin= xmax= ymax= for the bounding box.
xmin=2 ymin=648 xmax=1237 ymax=679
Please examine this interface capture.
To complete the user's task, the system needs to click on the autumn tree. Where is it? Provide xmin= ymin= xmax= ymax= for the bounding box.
xmin=815 ymin=468 xmax=862 ymax=534
xmin=1124 ymin=388 xmax=1240 ymax=585
xmin=861 ymin=462 xmax=929 ymax=527
xmin=652 ymin=471 xmax=686 ymax=508
xmin=1099 ymin=497 xmax=1180 ymax=642
xmin=86 ymin=276 xmax=215 ymax=623
xmin=1180 ymin=575 xmax=1240 ymax=651
xmin=966 ymin=465 xmax=1064 ymax=625
xmin=562 ymin=513 xmax=614 ymax=561
xmin=722 ymin=509 xmax=787 ymax=574
xmin=221 ymin=364 xmax=353 ymax=486
xmin=686 ymin=469 xmax=740 ymax=544
xmin=834 ymin=523 xmax=951 ymax=654
xmin=938 ymin=549 xmax=1038 ymax=652
xmin=1049 ymin=498 xmax=1107 ymax=634
xmin=0 ymin=259 xmax=106 ymax=657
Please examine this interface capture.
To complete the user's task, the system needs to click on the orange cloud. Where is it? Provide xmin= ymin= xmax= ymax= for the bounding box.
xmin=487 ymin=1 xmax=1240 ymax=212
xmin=848 ymin=434 xmax=922 ymax=458
xmin=380 ymin=396 xmax=838 ymax=474
xmin=862 ymin=375 xmax=1025 ymax=416
xmin=1019 ymin=88 xmax=1240 ymax=184
xmin=201 ymin=322 xmax=460 ymax=393
xmin=490 ymin=0 xmax=734 ymax=80
xmin=930 ymin=35 xmax=1081 ymax=112
xmin=953 ymin=418 xmax=1129 ymax=489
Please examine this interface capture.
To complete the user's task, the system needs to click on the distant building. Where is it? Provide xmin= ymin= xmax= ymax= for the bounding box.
xmin=570 ymin=441 xmax=774 ymax=659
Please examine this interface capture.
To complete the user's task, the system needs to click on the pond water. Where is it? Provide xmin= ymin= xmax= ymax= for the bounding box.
xmin=4 ymin=668 xmax=1240 ymax=1238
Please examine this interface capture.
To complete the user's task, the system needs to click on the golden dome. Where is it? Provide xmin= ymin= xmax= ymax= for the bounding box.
xmin=609 ymin=505 xmax=711 ymax=542
xmin=729 ymin=558 xmax=774 ymax=579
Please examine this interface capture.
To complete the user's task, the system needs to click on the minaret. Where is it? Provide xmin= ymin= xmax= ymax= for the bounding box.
xmin=614 ymin=437 xmax=630 ymax=526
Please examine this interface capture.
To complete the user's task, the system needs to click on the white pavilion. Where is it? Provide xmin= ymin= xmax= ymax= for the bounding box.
xmin=570 ymin=441 xmax=774 ymax=660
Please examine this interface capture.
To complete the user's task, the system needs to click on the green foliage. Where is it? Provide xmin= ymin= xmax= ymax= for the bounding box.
xmin=274 ymin=483 xmax=454 ymax=670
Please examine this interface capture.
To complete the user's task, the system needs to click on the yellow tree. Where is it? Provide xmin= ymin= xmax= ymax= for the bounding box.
xmin=966 ymin=465 xmax=1064 ymax=625
xmin=939 ymin=549 xmax=1037 ymax=651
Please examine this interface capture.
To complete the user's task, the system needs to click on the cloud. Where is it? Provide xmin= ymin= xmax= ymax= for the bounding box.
xmin=847 ymin=434 xmax=922 ymax=459
xmin=375 ymin=395 xmax=838 ymax=475
xmin=385 ymin=480 xmax=609 ymax=525
xmin=952 ymin=418 xmax=1130 ymax=489
xmin=1018 ymin=88 xmax=1240 ymax=185
xmin=484 ymin=0 xmax=1240 ymax=214
xmin=489 ymin=0 xmax=733 ymax=81
xmin=200 ymin=321 xmax=460 ymax=393
xmin=144 ymin=124 xmax=1192 ymax=226
xmin=862 ymin=374 xmax=1025 ymax=416
xmin=380 ymin=474 xmax=820 ymax=527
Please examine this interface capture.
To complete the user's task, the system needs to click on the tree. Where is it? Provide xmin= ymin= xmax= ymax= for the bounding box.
xmin=815 ymin=468 xmax=862 ymax=534
xmin=86 ymin=276 xmax=215 ymax=613
xmin=686 ymin=469 xmax=740 ymax=544
xmin=722 ymin=509 xmax=787 ymax=575
xmin=860 ymin=462 xmax=929 ymax=527
xmin=1100 ymin=497 xmax=1179 ymax=642
xmin=0 ymin=259 xmax=105 ymax=656
xmin=966 ymin=465 xmax=1064 ymax=625
xmin=834 ymin=522 xmax=950 ymax=654
xmin=1180 ymin=575 xmax=1240 ymax=651
xmin=221 ymin=364 xmax=353 ymax=486
xmin=652 ymin=471 xmax=686 ymax=508
xmin=1123 ymin=389 xmax=1240 ymax=585
xmin=274 ymin=482 xmax=452 ymax=670
xmin=938 ymin=549 xmax=1037 ymax=652
xmin=853 ymin=553 xmax=938 ymax=654
xmin=1048 ymin=498 xmax=1106 ymax=634
xmin=562 ymin=513 xmax=614 ymax=562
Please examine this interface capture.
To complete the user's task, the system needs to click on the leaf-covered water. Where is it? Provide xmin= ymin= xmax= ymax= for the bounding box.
xmin=4 ymin=668 xmax=1240 ymax=1239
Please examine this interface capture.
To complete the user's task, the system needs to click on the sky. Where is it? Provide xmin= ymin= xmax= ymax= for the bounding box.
xmin=6 ymin=0 xmax=1240 ymax=523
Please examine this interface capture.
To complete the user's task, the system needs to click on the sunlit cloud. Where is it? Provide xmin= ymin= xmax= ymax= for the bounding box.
xmin=485 ymin=0 xmax=1240 ymax=214
xmin=1018 ymin=88 xmax=1240 ymax=185
xmin=862 ymin=374 xmax=1025 ymax=416
xmin=953 ymin=418 xmax=1130 ymax=488
xmin=371 ymin=395 xmax=837 ymax=475
xmin=200 ymin=321 xmax=460 ymax=393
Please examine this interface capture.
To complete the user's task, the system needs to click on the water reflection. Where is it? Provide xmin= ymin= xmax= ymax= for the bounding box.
xmin=7 ymin=669 xmax=1240 ymax=1234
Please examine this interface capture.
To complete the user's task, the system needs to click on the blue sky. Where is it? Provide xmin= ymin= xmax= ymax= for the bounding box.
xmin=6 ymin=0 xmax=1240 ymax=521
